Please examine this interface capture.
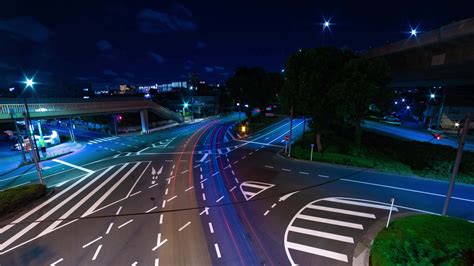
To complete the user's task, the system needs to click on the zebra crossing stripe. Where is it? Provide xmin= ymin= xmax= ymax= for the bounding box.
xmin=324 ymin=198 xmax=399 ymax=211
xmin=289 ymin=226 xmax=354 ymax=243
xmin=239 ymin=181 xmax=275 ymax=201
xmin=295 ymin=214 xmax=363 ymax=230
xmin=286 ymin=242 xmax=348 ymax=263
xmin=307 ymin=205 xmax=376 ymax=219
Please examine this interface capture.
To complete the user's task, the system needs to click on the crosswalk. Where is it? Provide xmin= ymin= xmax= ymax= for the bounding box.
xmin=87 ymin=136 xmax=119 ymax=145
xmin=0 ymin=162 xmax=149 ymax=255
xmin=284 ymin=197 xmax=399 ymax=264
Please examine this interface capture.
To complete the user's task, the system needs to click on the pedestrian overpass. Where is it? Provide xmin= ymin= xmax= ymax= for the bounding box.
xmin=0 ymin=97 xmax=183 ymax=133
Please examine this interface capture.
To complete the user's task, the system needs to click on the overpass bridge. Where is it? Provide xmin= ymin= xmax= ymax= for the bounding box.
xmin=0 ymin=97 xmax=183 ymax=133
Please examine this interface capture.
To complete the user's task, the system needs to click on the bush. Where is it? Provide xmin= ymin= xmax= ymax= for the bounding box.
xmin=371 ymin=215 xmax=474 ymax=265
xmin=0 ymin=184 xmax=47 ymax=217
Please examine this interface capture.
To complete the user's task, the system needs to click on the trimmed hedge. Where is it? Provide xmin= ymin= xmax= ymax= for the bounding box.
xmin=371 ymin=215 xmax=474 ymax=265
xmin=0 ymin=184 xmax=47 ymax=217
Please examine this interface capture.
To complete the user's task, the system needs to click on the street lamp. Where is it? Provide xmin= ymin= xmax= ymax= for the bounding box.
xmin=430 ymin=93 xmax=436 ymax=99
xmin=321 ymin=18 xmax=332 ymax=45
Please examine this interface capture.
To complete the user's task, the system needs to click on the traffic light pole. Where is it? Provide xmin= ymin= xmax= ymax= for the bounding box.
xmin=442 ymin=114 xmax=471 ymax=215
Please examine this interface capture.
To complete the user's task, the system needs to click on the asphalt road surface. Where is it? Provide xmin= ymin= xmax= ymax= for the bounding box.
xmin=1 ymin=114 xmax=473 ymax=265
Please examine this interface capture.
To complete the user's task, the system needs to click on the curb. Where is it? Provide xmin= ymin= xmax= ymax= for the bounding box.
xmin=352 ymin=212 xmax=421 ymax=266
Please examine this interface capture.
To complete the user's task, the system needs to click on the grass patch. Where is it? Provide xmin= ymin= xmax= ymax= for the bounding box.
xmin=292 ymin=129 xmax=474 ymax=184
xmin=371 ymin=215 xmax=474 ymax=265
xmin=0 ymin=184 xmax=47 ymax=217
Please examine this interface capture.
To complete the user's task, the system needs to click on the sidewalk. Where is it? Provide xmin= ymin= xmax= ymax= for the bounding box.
xmin=0 ymin=141 xmax=85 ymax=177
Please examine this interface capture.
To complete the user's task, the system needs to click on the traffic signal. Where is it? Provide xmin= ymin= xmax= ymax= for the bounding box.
xmin=116 ymin=115 xmax=123 ymax=122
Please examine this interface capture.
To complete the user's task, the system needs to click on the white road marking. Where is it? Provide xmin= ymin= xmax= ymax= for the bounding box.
xmin=216 ymin=196 xmax=224 ymax=203
xmin=152 ymin=233 xmax=168 ymax=251
xmin=159 ymin=214 xmax=164 ymax=225
xmin=296 ymin=214 xmax=363 ymax=230
xmin=50 ymin=258 xmax=64 ymax=265
xmin=52 ymin=159 xmax=94 ymax=173
xmin=149 ymin=183 xmax=159 ymax=189
xmin=282 ymin=168 xmax=291 ymax=172
xmin=167 ymin=195 xmax=177 ymax=202
xmin=264 ymin=210 xmax=269 ymax=216
xmin=105 ymin=223 xmax=114 ymax=235
xmin=279 ymin=191 xmax=299 ymax=202
xmin=214 ymin=243 xmax=222 ymax=258
xmin=271 ymin=203 xmax=277 ymax=208
xmin=116 ymin=206 xmax=122 ymax=215
xmin=131 ymin=262 xmax=137 ymax=266
xmin=155 ymin=258 xmax=159 ymax=266
xmin=194 ymin=164 xmax=201 ymax=168
xmin=289 ymin=225 xmax=354 ymax=243
xmin=199 ymin=207 xmax=209 ymax=215
xmin=286 ymin=242 xmax=348 ymax=263
xmin=146 ymin=206 xmax=157 ymax=213
xmin=83 ymin=236 xmax=103 ymax=248
xmin=202 ymin=193 xmax=207 ymax=201
xmin=185 ymin=186 xmax=194 ymax=192
xmin=212 ymin=171 xmax=220 ymax=177
xmin=231 ymin=170 xmax=235 ymax=175
xmin=201 ymin=183 xmax=204 ymax=189
xmin=165 ymin=188 xmax=169 ymax=195
xmin=92 ymin=244 xmax=102 ymax=261
xmin=264 ymin=165 xmax=274 ymax=169
xmin=230 ymin=186 xmax=237 ymax=192
xmin=318 ymin=174 xmax=329 ymax=178
xmin=178 ymin=221 xmax=191 ymax=231
xmin=118 ymin=219 xmax=134 ymax=229
xmin=208 ymin=222 xmax=214 ymax=234
xmin=233 ymin=161 xmax=238 ymax=164
xmin=299 ymin=171 xmax=309 ymax=175
xmin=199 ymin=153 xmax=209 ymax=162
xmin=200 ymin=174 xmax=203 ymax=180
xmin=200 ymin=178 xmax=208 ymax=183
xmin=162 ymin=200 xmax=166 ymax=208
xmin=181 ymin=170 xmax=189 ymax=174
xmin=234 ymin=177 xmax=239 ymax=183
xmin=324 ymin=197 xmax=399 ymax=211
xmin=130 ymin=191 xmax=142 ymax=197
xmin=241 ymin=156 xmax=246 ymax=160
xmin=224 ymin=165 xmax=231 ymax=170
xmin=307 ymin=205 xmax=376 ymax=219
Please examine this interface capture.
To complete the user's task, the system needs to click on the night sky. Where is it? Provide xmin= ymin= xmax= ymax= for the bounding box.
xmin=1 ymin=0 xmax=473 ymax=89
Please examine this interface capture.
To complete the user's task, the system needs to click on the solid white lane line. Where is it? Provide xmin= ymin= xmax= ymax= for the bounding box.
xmin=116 ymin=206 xmax=122 ymax=215
xmin=282 ymin=168 xmax=291 ymax=172
xmin=159 ymin=214 xmax=164 ymax=225
xmin=167 ymin=195 xmax=177 ymax=202
xmin=307 ymin=205 xmax=376 ymax=219
xmin=83 ymin=236 xmax=103 ymax=248
xmin=130 ymin=191 xmax=142 ymax=197
xmin=214 ymin=243 xmax=222 ymax=258
xmin=299 ymin=171 xmax=309 ymax=175
xmin=50 ymin=258 xmax=64 ymax=265
xmin=208 ymin=222 xmax=214 ymax=234
xmin=52 ymin=159 xmax=94 ymax=174
xmin=289 ymin=225 xmax=354 ymax=243
xmin=230 ymin=186 xmax=237 ymax=192
xmin=105 ymin=223 xmax=114 ymax=235
xmin=118 ymin=219 xmax=134 ymax=229
xmin=318 ymin=174 xmax=329 ymax=178
xmin=202 ymin=193 xmax=206 ymax=201
xmin=146 ymin=206 xmax=157 ymax=213
xmin=92 ymin=245 xmax=102 ymax=261
xmin=178 ymin=221 xmax=191 ymax=231
xmin=286 ymin=242 xmax=348 ymax=263
xmin=149 ymin=183 xmax=159 ymax=189
xmin=296 ymin=214 xmax=363 ymax=230
xmin=264 ymin=165 xmax=274 ymax=169
xmin=324 ymin=198 xmax=399 ymax=211
xmin=212 ymin=171 xmax=220 ymax=176
xmin=216 ymin=196 xmax=224 ymax=203
xmin=185 ymin=186 xmax=194 ymax=192
xmin=264 ymin=210 xmax=270 ymax=216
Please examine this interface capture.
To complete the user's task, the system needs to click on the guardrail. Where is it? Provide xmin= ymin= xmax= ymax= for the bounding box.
xmin=0 ymin=99 xmax=183 ymax=123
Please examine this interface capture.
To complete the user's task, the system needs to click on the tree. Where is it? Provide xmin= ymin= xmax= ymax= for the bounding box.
xmin=281 ymin=47 xmax=354 ymax=152
xmin=227 ymin=67 xmax=282 ymax=115
xmin=330 ymin=57 xmax=391 ymax=146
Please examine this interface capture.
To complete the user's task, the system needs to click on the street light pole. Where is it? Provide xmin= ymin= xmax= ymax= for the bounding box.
xmin=288 ymin=105 xmax=294 ymax=157
xmin=442 ymin=114 xmax=471 ymax=215
xmin=22 ymin=100 xmax=43 ymax=184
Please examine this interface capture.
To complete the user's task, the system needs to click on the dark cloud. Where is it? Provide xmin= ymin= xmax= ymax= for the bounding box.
xmin=148 ymin=52 xmax=165 ymax=64
xmin=204 ymin=66 xmax=214 ymax=72
xmin=124 ymin=72 xmax=135 ymax=78
xmin=196 ymin=41 xmax=206 ymax=49
xmin=103 ymin=69 xmax=118 ymax=76
xmin=0 ymin=61 xmax=14 ymax=70
xmin=96 ymin=40 xmax=112 ymax=51
xmin=0 ymin=16 xmax=52 ymax=43
xmin=137 ymin=3 xmax=197 ymax=34
xmin=214 ymin=66 xmax=225 ymax=71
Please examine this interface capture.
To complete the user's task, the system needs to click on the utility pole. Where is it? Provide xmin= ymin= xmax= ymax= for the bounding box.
xmin=22 ymin=110 xmax=43 ymax=184
xmin=442 ymin=114 xmax=471 ymax=215
xmin=436 ymin=88 xmax=447 ymax=130
xmin=288 ymin=105 xmax=294 ymax=157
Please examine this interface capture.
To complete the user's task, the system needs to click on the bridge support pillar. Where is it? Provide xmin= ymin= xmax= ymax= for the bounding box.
xmin=140 ymin=110 xmax=149 ymax=134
